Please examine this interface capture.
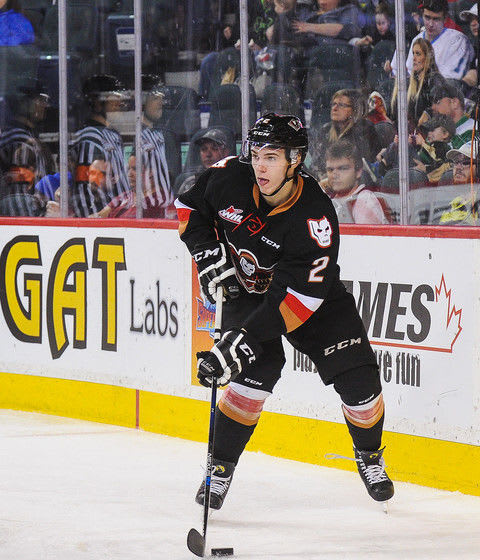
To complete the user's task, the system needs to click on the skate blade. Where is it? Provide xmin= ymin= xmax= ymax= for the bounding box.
xmin=382 ymin=500 xmax=389 ymax=514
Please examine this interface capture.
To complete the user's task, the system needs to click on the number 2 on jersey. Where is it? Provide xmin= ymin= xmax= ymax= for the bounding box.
xmin=308 ymin=256 xmax=329 ymax=282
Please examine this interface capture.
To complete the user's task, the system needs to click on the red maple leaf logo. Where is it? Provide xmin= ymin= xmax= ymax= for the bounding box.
xmin=434 ymin=275 xmax=463 ymax=352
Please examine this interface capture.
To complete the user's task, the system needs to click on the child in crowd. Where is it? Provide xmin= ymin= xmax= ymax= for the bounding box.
xmin=354 ymin=2 xmax=395 ymax=48
xmin=413 ymin=114 xmax=456 ymax=183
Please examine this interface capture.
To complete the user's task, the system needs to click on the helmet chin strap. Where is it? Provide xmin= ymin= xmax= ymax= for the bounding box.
xmin=262 ymin=164 xmax=296 ymax=198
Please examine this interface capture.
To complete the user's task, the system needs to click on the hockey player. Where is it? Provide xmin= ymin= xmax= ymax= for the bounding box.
xmin=175 ymin=113 xmax=394 ymax=510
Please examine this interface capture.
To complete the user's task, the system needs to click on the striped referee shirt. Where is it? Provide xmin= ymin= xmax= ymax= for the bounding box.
xmin=0 ymin=125 xmax=50 ymax=180
xmin=71 ymin=120 xmax=129 ymax=216
xmin=141 ymin=124 xmax=173 ymax=208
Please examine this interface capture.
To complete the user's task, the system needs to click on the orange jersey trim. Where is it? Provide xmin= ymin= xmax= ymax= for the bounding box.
xmin=251 ymin=175 xmax=304 ymax=215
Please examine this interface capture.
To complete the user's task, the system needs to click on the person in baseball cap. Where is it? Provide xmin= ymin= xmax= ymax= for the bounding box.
xmin=446 ymin=142 xmax=479 ymax=184
xmin=194 ymin=127 xmax=235 ymax=169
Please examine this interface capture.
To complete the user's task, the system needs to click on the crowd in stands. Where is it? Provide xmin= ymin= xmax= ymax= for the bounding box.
xmin=0 ymin=0 xmax=478 ymax=225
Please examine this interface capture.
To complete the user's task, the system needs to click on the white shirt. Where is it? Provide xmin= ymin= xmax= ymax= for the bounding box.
xmin=391 ymin=27 xmax=473 ymax=80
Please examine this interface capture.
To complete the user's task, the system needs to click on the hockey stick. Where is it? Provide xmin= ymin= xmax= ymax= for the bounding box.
xmin=187 ymin=285 xmax=223 ymax=557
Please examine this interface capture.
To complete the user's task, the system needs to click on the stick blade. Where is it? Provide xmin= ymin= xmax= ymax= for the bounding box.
xmin=187 ymin=528 xmax=206 ymax=557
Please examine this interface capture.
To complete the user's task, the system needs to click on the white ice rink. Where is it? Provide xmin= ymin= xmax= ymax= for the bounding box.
xmin=1 ymin=410 xmax=479 ymax=560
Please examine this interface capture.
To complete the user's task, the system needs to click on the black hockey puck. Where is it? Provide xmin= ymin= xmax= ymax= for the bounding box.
xmin=211 ymin=548 xmax=234 ymax=557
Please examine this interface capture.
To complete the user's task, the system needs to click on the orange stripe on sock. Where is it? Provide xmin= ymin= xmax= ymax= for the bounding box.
xmin=218 ymin=386 xmax=265 ymax=426
xmin=342 ymin=394 xmax=384 ymax=429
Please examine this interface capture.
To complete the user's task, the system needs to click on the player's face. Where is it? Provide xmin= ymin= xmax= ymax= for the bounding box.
xmin=422 ymin=9 xmax=445 ymax=40
xmin=330 ymin=95 xmax=353 ymax=125
xmin=251 ymin=146 xmax=292 ymax=195
xmin=325 ymin=156 xmax=362 ymax=196
xmin=199 ymin=140 xmax=228 ymax=168
xmin=412 ymin=44 xmax=426 ymax=73
xmin=452 ymin=157 xmax=476 ymax=184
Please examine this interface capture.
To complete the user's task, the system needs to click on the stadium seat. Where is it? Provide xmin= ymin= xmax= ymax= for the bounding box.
xmin=305 ymin=44 xmax=360 ymax=97
xmin=381 ymin=168 xmax=429 ymax=193
xmin=261 ymin=83 xmax=305 ymax=122
xmin=37 ymin=54 xmax=83 ymax=132
xmin=156 ymin=85 xmax=201 ymax=141
xmin=366 ymin=40 xmax=396 ymax=91
xmin=22 ymin=0 xmax=49 ymax=39
xmin=375 ymin=121 xmax=396 ymax=149
xmin=0 ymin=45 xmax=39 ymax=96
xmin=160 ymin=128 xmax=182 ymax=186
xmin=39 ymin=2 xmax=98 ymax=55
xmin=210 ymin=47 xmax=241 ymax=93
xmin=208 ymin=84 xmax=257 ymax=139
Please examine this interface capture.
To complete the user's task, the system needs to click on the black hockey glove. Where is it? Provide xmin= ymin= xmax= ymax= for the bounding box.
xmin=192 ymin=241 xmax=240 ymax=305
xmin=196 ymin=328 xmax=261 ymax=387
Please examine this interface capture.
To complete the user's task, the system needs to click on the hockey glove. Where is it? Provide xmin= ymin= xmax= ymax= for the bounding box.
xmin=192 ymin=242 xmax=240 ymax=305
xmin=197 ymin=328 xmax=261 ymax=387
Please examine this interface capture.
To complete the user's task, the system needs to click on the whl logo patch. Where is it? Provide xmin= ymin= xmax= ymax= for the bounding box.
xmin=219 ymin=206 xmax=243 ymax=224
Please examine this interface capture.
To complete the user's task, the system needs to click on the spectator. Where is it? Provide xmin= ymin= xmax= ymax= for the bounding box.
xmin=413 ymin=114 xmax=455 ymax=182
xmin=391 ymin=37 xmax=447 ymax=129
xmin=446 ymin=142 xmax=478 ymax=185
xmin=366 ymin=91 xmax=391 ymax=124
xmin=460 ymin=4 xmax=478 ymax=92
xmin=90 ymin=151 xmax=175 ymax=219
xmin=388 ymin=0 xmax=473 ymax=81
xmin=322 ymin=139 xmax=389 ymax=223
xmin=310 ymin=88 xmax=382 ymax=176
xmin=0 ymin=0 xmax=34 ymax=46
xmin=47 ymin=159 xmax=110 ymax=218
xmin=354 ymin=1 xmax=395 ymax=49
xmin=0 ymin=79 xmax=53 ymax=185
xmin=175 ymin=126 xmax=236 ymax=195
xmin=429 ymin=83 xmax=474 ymax=148
xmin=249 ymin=0 xmax=276 ymax=49
xmin=70 ymin=75 xmax=130 ymax=217
xmin=292 ymin=0 xmax=363 ymax=48
xmin=437 ymin=142 xmax=479 ymax=224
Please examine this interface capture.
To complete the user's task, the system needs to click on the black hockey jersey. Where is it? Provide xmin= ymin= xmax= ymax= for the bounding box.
xmin=176 ymin=156 xmax=345 ymax=342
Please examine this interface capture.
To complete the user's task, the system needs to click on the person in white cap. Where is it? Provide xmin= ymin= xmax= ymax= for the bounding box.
xmin=438 ymin=142 xmax=479 ymax=225
xmin=446 ymin=141 xmax=478 ymax=185
xmin=460 ymin=4 xmax=478 ymax=89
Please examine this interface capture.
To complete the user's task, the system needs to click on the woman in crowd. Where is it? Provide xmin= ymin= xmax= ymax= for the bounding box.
xmin=311 ymin=88 xmax=382 ymax=176
xmin=391 ymin=37 xmax=447 ymax=130
xmin=0 ymin=0 xmax=34 ymax=46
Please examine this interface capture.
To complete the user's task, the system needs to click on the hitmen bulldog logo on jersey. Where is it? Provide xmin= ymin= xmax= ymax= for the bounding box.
xmin=307 ymin=216 xmax=332 ymax=248
xmin=228 ymin=243 xmax=275 ymax=294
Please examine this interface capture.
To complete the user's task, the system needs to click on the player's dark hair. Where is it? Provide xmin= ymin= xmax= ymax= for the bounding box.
xmin=325 ymin=139 xmax=363 ymax=171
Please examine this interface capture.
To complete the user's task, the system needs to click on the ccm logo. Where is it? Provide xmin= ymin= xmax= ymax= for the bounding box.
xmin=324 ymin=338 xmax=361 ymax=356
xmin=193 ymin=248 xmax=220 ymax=262
xmin=261 ymin=236 xmax=280 ymax=249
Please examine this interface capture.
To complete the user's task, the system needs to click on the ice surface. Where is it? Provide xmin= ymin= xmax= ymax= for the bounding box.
xmin=1 ymin=410 xmax=479 ymax=559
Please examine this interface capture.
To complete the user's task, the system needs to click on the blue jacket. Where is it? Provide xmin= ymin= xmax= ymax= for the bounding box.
xmin=0 ymin=9 xmax=35 ymax=46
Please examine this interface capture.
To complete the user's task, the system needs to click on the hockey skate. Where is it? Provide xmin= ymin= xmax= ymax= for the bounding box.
xmin=354 ymin=447 xmax=394 ymax=502
xmin=195 ymin=459 xmax=235 ymax=510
